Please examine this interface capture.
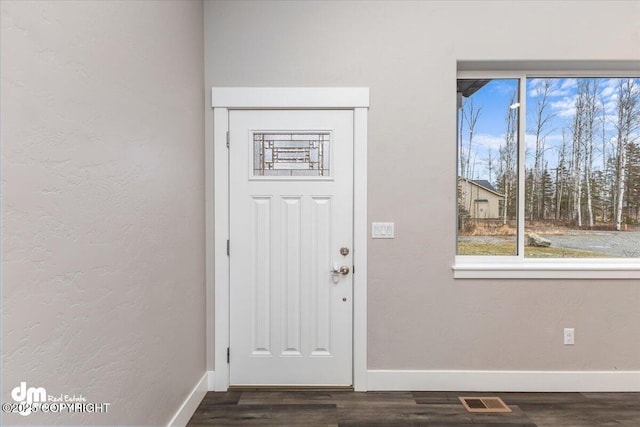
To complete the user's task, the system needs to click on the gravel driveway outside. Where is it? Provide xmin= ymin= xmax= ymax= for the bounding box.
xmin=460 ymin=230 xmax=640 ymax=257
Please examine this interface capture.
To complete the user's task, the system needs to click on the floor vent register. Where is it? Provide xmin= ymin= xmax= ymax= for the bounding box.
xmin=459 ymin=396 xmax=512 ymax=413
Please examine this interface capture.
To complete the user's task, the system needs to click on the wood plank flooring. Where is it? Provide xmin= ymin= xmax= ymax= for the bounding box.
xmin=187 ymin=390 xmax=640 ymax=426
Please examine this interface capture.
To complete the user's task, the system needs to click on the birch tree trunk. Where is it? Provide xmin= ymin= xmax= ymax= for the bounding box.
xmin=556 ymin=129 xmax=568 ymax=220
xmin=501 ymin=90 xmax=518 ymax=226
xmin=614 ymin=79 xmax=639 ymax=231
xmin=530 ymin=79 xmax=555 ymax=222
xmin=616 ymin=138 xmax=626 ymax=231
xmin=581 ymin=79 xmax=599 ymax=228
xmin=572 ymin=95 xmax=584 ymax=227
xmin=601 ymin=97 xmax=609 ymax=223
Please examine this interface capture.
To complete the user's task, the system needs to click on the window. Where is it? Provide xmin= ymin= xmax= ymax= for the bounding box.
xmin=253 ymin=132 xmax=331 ymax=177
xmin=455 ymin=73 xmax=640 ymax=278
xmin=457 ymin=78 xmax=519 ymax=256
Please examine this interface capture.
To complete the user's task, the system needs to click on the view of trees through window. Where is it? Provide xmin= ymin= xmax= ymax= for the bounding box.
xmin=457 ymin=76 xmax=640 ymax=258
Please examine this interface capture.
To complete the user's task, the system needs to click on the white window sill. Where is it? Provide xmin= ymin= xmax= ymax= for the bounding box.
xmin=453 ymin=257 xmax=640 ymax=279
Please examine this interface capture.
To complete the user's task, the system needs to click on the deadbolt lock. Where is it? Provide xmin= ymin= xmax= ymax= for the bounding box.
xmin=340 ymin=247 xmax=350 ymax=256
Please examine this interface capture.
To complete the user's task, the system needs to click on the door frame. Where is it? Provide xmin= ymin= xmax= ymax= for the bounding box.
xmin=207 ymin=88 xmax=369 ymax=391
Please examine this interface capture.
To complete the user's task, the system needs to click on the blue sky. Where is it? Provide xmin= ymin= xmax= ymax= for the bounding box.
xmin=458 ymin=77 xmax=640 ymax=183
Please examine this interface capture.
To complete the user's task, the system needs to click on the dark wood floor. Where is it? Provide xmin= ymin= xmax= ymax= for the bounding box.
xmin=187 ymin=390 xmax=640 ymax=426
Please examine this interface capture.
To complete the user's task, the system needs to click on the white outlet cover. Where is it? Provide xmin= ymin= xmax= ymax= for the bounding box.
xmin=372 ymin=222 xmax=394 ymax=239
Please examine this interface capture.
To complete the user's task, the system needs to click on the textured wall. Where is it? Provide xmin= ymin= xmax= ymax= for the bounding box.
xmin=205 ymin=1 xmax=640 ymax=371
xmin=1 ymin=1 xmax=205 ymax=425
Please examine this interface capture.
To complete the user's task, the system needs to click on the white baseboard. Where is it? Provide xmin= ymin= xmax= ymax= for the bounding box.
xmin=367 ymin=370 xmax=640 ymax=392
xmin=167 ymin=372 xmax=208 ymax=427
xmin=207 ymin=370 xmax=216 ymax=391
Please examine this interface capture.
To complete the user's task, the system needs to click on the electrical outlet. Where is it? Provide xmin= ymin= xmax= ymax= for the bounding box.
xmin=564 ymin=328 xmax=575 ymax=345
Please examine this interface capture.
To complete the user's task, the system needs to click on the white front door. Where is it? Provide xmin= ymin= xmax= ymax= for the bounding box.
xmin=229 ymin=109 xmax=354 ymax=386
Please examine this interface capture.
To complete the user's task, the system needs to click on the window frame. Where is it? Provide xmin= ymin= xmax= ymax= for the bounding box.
xmin=454 ymin=70 xmax=640 ymax=279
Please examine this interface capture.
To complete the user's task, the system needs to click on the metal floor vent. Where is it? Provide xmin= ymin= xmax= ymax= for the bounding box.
xmin=459 ymin=396 xmax=512 ymax=413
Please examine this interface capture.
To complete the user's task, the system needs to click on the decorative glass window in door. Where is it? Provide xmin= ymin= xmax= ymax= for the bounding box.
xmin=253 ymin=132 xmax=331 ymax=177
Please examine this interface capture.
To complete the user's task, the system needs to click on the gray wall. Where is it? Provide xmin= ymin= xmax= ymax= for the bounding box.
xmin=1 ymin=1 xmax=205 ymax=425
xmin=205 ymin=1 xmax=640 ymax=371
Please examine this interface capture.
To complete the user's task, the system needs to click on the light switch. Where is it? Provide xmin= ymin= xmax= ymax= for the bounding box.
xmin=372 ymin=222 xmax=394 ymax=239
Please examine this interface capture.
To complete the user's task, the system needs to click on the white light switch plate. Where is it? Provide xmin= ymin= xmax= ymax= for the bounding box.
xmin=372 ymin=222 xmax=394 ymax=239
xmin=564 ymin=328 xmax=575 ymax=345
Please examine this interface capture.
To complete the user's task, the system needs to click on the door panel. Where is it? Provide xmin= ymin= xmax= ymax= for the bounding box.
xmin=229 ymin=110 xmax=353 ymax=386
xmin=281 ymin=196 xmax=302 ymax=356
xmin=250 ymin=196 xmax=271 ymax=355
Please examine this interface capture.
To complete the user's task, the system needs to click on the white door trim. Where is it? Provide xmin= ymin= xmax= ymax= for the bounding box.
xmin=207 ymin=88 xmax=369 ymax=391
